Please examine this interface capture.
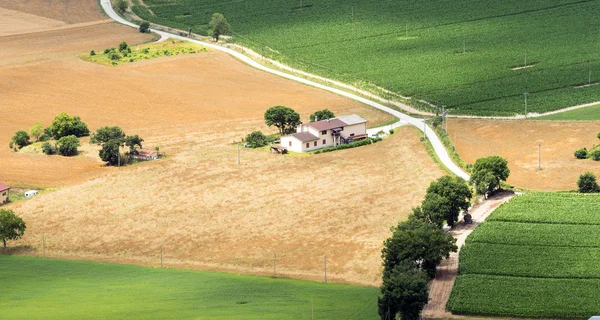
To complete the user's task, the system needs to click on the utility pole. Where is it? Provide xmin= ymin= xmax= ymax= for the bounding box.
xmin=454 ymin=132 xmax=457 ymax=152
xmin=463 ymin=39 xmax=466 ymax=54
xmin=589 ymin=68 xmax=592 ymax=85
xmin=538 ymin=143 xmax=542 ymax=170
xmin=524 ymin=49 xmax=527 ymax=67
xmin=405 ymin=23 xmax=408 ymax=38
xmin=442 ymin=106 xmax=446 ymax=132
xmin=351 ymin=6 xmax=354 ymax=19
xmin=274 ymin=253 xmax=277 ymax=278
xmin=523 ymin=92 xmax=529 ymax=119
xmin=160 ymin=245 xmax=163 ymax=268
xmin=323 ymin=256 xmax=327 ymax=283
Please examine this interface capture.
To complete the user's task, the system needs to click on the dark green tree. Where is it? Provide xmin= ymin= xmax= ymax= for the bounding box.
xmin=577 ymin=172 xmax=600 ymax=193
xmin=42 ymin=142 xmax=57 ymax=155
xmin=424 ymin=176 xmax=471 ymax=228
xmin=56 ymin=135 xmax=80 ymax=156
xmin=381 ymin=216 xmax=457 ymax=279
xmin=0 ymin=209 xmax=26 ymax=249
xmin=139 ymin=22 xmax=150 ymax=33
xmin=246 ymin=131 xmax=268 ymax=148
xmin=125 ymin=135 xmax=144 ymax=156
xmin=309 ymin=109 xmax=335 ymax=122
xmin=91 ymin=126 xmax=126 ymax=166
xmin=119 ymin=41 xmax=128 ymax=51
xmin=470 ymin=156 xmax=510 ymax=196
xmin=9 ymin=130 xmax=31 ymax=150
xmin=574 ymin=148 xmax=588 ymax=159
xmin=46 ymin=113 xmax=89 ymax=140
xmin=208 ymin=13 xmax=230 ymax=42
xmin=264 ymin=106 xmax=301 ymax=135
xmin=588 ymin=149 xmax=600 ymax=161
xmin=378 ymin=261 xmax=429 ymax=320
xmin=115 ymin=0 xmax=128 ymax=13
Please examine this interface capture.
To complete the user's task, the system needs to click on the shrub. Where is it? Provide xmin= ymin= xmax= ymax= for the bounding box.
xmin=314 ymin=137 xmax=382 ymax=154
xmin=574 ymin=148 xmax=588 ymax=159
xmin=9 ymin=130 xmax=30 ymax=150
xmin=588 ymin=148 xmax=600 ymax=161
xmin=245 ymin=131 xmax=268 ymax=148
xmin=109 ymin=52 xmax=122 ymax=61
xmin=577 ymin=172 xmax=600 ymax=193
xmin=42 ymin=142 xmax=57 ymax=155
xmin=103 ymin=48 xmax=111 ymax=54
xmin=90 ymin=50 xmax=96 ymax=56
xmin=389 ymin=129 xmax=395 ymax=135
xmin=139 ymin=22 xmax=150 ymax=33
xmin=119 ymin=41 xmax=128 ymax=51
xmin=56 ymin=135 xmax=80 ymax=156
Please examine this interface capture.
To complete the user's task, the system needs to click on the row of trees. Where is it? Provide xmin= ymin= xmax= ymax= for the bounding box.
xmin=378 ymin=156 xmax=511 ymax=320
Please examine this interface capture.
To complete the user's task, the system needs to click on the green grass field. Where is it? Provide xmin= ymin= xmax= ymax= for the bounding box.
xmin=535 ymin=103 xmax=600 ymax=120
xmin=131 ymin=0 xmax=600 ymax=116
xmin=447 ymin=192 xmax=600 ymax=317
xmin=0 ymin=255 xmax=378 ymax=319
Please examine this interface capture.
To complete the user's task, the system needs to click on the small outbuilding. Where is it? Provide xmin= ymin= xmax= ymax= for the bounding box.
xmin=24 ymin=190 xmax=38 ymax=198
xmin=134 ymin=149 xmax=158 ymax=161
xmin=0 ymin=183 xmax=10 ymax=205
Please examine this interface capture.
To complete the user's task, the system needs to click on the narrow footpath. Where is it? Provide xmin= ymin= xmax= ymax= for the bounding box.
xmin=422 ymin=191 xmax=515 ymax=318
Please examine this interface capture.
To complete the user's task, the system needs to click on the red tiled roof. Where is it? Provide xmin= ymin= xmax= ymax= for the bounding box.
xmin=137 ymin=149 xmax=157 ymax=157
xmin=308 ymin=119 xmax=347 ymax=131
xmin=0 ymin=183 xmax=10 ymax=192
xmin=291 ymin=132 xmax=319 ymax=142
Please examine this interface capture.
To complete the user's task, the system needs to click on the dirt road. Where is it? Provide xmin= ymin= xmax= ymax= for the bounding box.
xmin=422 ymin=191 xmax=516 ymax=318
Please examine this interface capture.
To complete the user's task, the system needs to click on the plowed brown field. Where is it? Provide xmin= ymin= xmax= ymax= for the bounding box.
xmin=447 ymin=119 xmax=600 ymax=191
xmin=0 ymin=0 xmax=104 ymax=23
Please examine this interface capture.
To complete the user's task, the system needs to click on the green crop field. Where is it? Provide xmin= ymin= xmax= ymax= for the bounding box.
xmin=131 ymin=0 xmax=600 ymax=116
xmin=535 ymin=103 xmax=600 ymax=120
xmin=0 ymin=255 xmax=378 ymax=319
xmin=447 ymin=192 xmax=600 ymax=317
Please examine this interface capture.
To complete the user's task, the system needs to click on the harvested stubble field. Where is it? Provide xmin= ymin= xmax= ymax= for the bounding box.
xmin=446 ymin=118 xmax=600 ymax=191
xmin=1 ymin=3 xmax=441 ymax=285
xmin=448 ymin=192 xmax=600 ymax=318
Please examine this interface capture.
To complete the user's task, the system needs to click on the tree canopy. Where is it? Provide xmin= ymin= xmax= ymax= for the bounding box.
xmin=30 ymin=123 xmax=43 ymax=142
xmin=264 ymin=106 xmax=301 ymax=135
xmin=56 ymin=135 xmax=80 ymax=156
xmin=470 ymin=156 xmax=510 ymax=196
xmin=125 ymin=135 xmax=144 ymax=156
xmin=139 ymin=21 xmax=150 ymax=33
xmin=424 ymin=176 xmax=471 ymax=228
xmin=310 ymin=109 xmax=335 ymax=122
xmin=208 ymin=13 xmax=230 ymax=42
xmin=378 ymin=261 xmax=429 ymax=320
xmin=246 ymin=131 xmax=268 ymax=148
xmin=9 ymin=130 xmax=31 ymax=150
xmin=0 ymin=209 xmax=26 ymax=248
xmin=577 ymin=172 xmax=600 ymax=193
xmin=46 ymin=113 xmax=90 ymax=140
xmin=91 ymin=126 xmax=126 ymax=166
xmin=115 ymin=0 xmax=128 ymax=13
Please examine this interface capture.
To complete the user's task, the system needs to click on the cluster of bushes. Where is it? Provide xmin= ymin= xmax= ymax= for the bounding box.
xmin=378 ymin=175 xmax=471 ymax=319
xmin=9 ymin=113 xmax=89 ymax=156
xmin=90 ymin=126 xmax=144 ymax=166
xmin=314 ymin=137 xmax=382 ymax=154
xmin=574 ymin=132 xmax=600 ymax=160
xmin=244 ymin=131 xmax=276 ymax=148
xmin=100 ymin=42 xmax=132 ymax=63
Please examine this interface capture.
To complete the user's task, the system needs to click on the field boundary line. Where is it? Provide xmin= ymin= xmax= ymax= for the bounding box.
xmin=100 ymin=0 xmax=470 ymax=180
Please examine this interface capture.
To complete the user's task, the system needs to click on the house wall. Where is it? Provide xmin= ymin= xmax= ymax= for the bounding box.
xmin=340 ymin=123 xmax=367 ymax=139
xmin=1 ymin=190 xmax=9 ymax=205
xmin=281 ymin=136 xmax=325 ymax=153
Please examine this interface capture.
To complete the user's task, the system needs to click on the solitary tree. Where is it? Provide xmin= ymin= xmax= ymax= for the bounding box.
xmin=30 ymin=123 xmax=43 ymax=142
xmin=139 ymin=21 xmax=150 ymax=33
xmin=246 ymin=131 xmax=268 ymax=148
xmin=46 ymin=113 xmax=90 ymax=140
xmin=381 ymin=216 xmax=457 ymax=279
xmin=0 ymin=209 xmax=26 ymax=249
xmin=470 ymin=156 xmax=510 ymax=197
xmin=56 ymin=135 xmax=80 ymax=156
xmin=424 ymin=176 xmax=472 ymax=228
xmin=574 ymin=148 xmax=588 ymax=159
xmin=208 ymin=13 xmax=230 ymax=42
xmin=125 ymin=135 xmax=144 ymax=156
xmin=115 ymin=0 xmax=128 ymax=13
xmin=91 ymin=126 xmax=126 ymax=166
xmin=264 ymin=106 xmax=301 ymax=135
xmin=378 ymin=261 xmax=429 ymax=320
xmin=577 ymin=172 xmax=600 ymax=193
xmin=9 ymin=130 xmax=31 ymax=150
xmin=310 ymin=109 xmax=335 ymax=122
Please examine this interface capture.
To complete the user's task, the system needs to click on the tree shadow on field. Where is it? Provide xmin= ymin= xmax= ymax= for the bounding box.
xmin=0 ymin=245 xmax=36 ymax=256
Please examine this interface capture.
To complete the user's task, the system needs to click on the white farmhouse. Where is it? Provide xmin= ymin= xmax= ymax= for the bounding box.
xmin=280 ymin=114 xmax=368 ymax=153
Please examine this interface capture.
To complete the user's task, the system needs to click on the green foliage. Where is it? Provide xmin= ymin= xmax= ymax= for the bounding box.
xmin=245 ymin=131 xmax=268 ymax=148
xmin=588 ymin=148 xmax=600 ymax=161
xmin=309 ymin=109 xmax=335 ymax=122
xmin=119 ymin=41 xmax=128 ymax=51
xmin=208 ymin=13 xmax=230 ymax=42
xmin=86 ymin=40 xmax=206 ymax=66
xmin=448 ymin=192 xmax=600 ymax=317
xmin=470 ymin=156 xmax=510 ymax=196
xmin=0 ymin=255 xmax=379 ymax=319
xmin=574 ymin=147 xmax=588 ymax=159
xmin=382 ymin=216 xmax=457 ymax=279
xmin=41 ymin=142 xmax=57 ymax=155
xmin=90 ymin=50 xmax=96 ymax=56
xmin=389 ymin=129 xmax=394 ymax=135
xmin=29 ymin=123 xmax=43 ymax=141
xmin=130 ymin=0 xmax=600 ymax=116
xmin=109 ymin=52 xmax=122 ymax=60
xmin=314 ymin=137 xmax=382 ymax=154
xmin=535 ymin=104 xmax=600 ymax=120
xmin=0 ymin=209 xmax=26 ymax=248
xmin=9 ymin=130 xmax=31 ymax=150
xmin=139 ymin=21 xmax=150 ymax=33
xmin=577 ymin=172 xmax=600 ymax=193
xmin=378 ymin=262 xmax=428 ymax=320
xmin=115 ymin=0 xmax=128 ymax=13
xmin=91 ymin=126 xmax=126 ymax=166
xmin=56 ymin=135 xmax=81 ymax=156
xmin=46 ymin=113 xmax=90 ymax=140
xmin=264 ymin=106 xmax=300 ymax=135
xmin=423 ymin=176 xmax=472 ymax=228
xmin=125 ymin=135 xmax=144 ymax=156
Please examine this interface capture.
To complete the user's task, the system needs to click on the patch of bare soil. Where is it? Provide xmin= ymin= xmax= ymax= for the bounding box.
xmin=0 ymin=0 xmax=105 ymax=24
xmin=447 ymin=119 xmax=600 ymax=191
xmin=0 ymin=7 xmax=66 ymax=36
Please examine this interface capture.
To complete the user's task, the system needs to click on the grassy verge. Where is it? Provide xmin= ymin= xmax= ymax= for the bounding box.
xmin=425 ymin=118 xmax=470 ymax=173
xmin=534 ymin=103 xmax=600 ymax=120
xmin=0 ymin=255 xmax=379 ymax=319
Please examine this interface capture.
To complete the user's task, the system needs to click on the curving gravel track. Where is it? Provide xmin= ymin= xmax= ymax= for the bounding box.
xmin=100 ymin=0 xmax=469 ymax=180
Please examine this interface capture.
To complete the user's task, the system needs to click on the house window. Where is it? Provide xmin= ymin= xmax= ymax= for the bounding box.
xmin=314 ymin=141 xmax=317 ymax=147
xmin=322 ymin=139 xmax=326 ymax=145
xmin=289 ymin=141 xmax=292 ymax=147
xmin=321 ymin=130 xmax=327 ymax=135
xmin=350 ymin=133 xmax=355 ymax=137
xmin=1 ymin=192 xmax=5 ymax=196
xmin=306 ymin=143 xmax=309 ymax=148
